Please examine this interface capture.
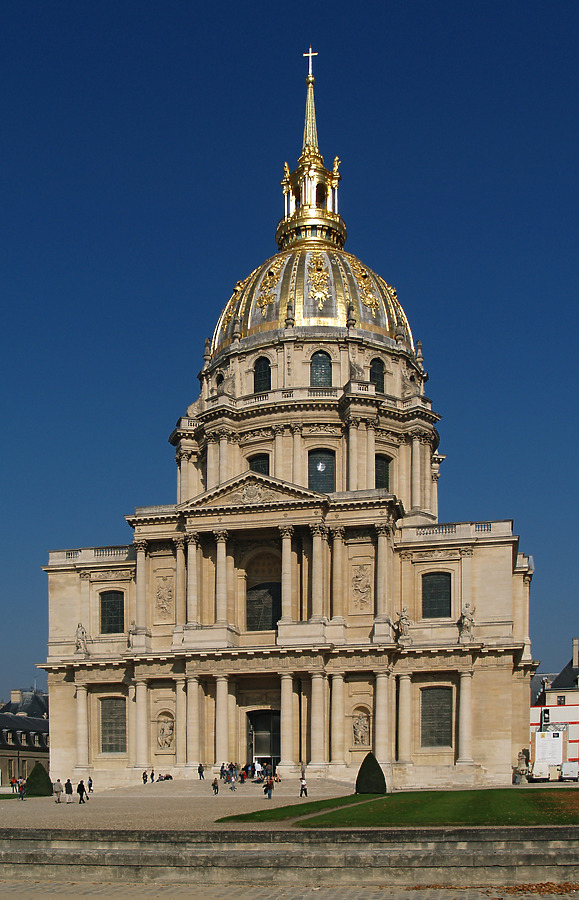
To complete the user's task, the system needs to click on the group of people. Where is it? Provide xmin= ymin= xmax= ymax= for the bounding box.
xmin=142 ymin=770 xmax=173 ymax=783
xmin=9 ymin=776 xmax=27 ymax=799
xmin=52 ymin=776 xmax=93 ymax=803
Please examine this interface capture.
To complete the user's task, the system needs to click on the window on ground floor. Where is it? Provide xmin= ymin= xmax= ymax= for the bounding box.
xmin=421 ymin=686 xmax=453 ymax=748
xmin=100 ymin=697 xmax=127 ymax=754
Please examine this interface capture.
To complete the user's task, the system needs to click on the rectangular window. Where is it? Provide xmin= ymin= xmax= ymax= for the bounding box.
xmin=100 ymin=591 xmax=125 ymax=634
xmin=422 ymin=572 xmax=451 ymax=618
xmin=100 ymin=697 xmax=127 ymax=753
xmin=557 ymin=696 xmax=566 ymax=706
xmin=421 ymin=687 xmax=453 ymax=747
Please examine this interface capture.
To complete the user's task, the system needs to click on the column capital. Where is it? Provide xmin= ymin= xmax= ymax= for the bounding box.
xmin=375 ymin=522 xmax=391 ymax=536
xmin=206 ymin=432 xmax=219 ymax=444
xmin=310 ymin=523 xmax=327 ymax=538
xmin=272 ymin=424 xmax=285 ymax=435
xmin=331 ymin=526 xmax=345 ymax=540
xmin=185 ymin=532 xmax=200 ymax=547
xmin=134 ymin=539 xmax=147 ymax=553
xmin=279 ymin=525 xmax=294 ymax=539
xmin=133 ymin=676 xmax=149 ymax=686
xmin=213 ymin=529 xmax=228 ymax=543
xmin=290 ymin=423 xmax=303 ymax=435
xmin=177 ymin=449 xmax=192 ymax=463
xmin=173 ymin=535 xmax=186 ymax=551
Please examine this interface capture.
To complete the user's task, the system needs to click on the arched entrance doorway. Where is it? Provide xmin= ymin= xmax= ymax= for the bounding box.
xmin=246 ymin=709 xmax=280 ymax=771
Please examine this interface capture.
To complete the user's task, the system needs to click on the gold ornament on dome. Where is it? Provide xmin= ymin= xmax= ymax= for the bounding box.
xmin=223 ymin=274 xmax=251 ymax=326
xmin=350 ymin=258 xmax=379 ymax=317
xmin=256 ymin=256 xmax=285 ymax=316
xmin=307 ymin=252 xmax=330 ymax=310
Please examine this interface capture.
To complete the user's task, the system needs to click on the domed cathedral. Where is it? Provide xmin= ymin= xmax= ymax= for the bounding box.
xmin=43 ymin=50 xmax=536 ymax=789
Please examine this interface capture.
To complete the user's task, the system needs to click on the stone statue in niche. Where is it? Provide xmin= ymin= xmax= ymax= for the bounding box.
xmin=127 ymin=621 xmax=137 ymax=649
xmin=353 ymin=712 xmax=370 ymax=746
xmin=75 ymin=623 xmax=89 ymax=655
xmin=156 ymin=576 xmax=174 ymax=619
xmin=458 ymin=603 xmax=476 ymax=643
xmin=352 ymin=564 xmax=371 ymax=608
xmin=157 ymin=715 xmax=174 ymax=749
xmin=393 ymin=606 xmax=413 ymax=646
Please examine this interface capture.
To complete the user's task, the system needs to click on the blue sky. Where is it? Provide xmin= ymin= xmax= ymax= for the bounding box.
xmin=1 ymin=1 xmax=577 ymax=699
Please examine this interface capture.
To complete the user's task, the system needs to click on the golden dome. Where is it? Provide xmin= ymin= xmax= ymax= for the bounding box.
xmin=210 ymin=49 xmax=414 ymax=357
xmin=211 ymin=247 xmax=414 ymax=355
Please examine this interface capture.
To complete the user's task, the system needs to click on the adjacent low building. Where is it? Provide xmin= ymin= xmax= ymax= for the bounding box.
xmin=0 ymin=690 xmax=49 ymax=785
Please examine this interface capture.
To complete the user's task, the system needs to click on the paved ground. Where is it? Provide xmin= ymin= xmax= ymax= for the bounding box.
xmin=0 ymin=774 xmax=352 ymax=830
xmin=2 ymin=779 xmax=579 ymax=898
xmin=0 ymin=880 xmax=577 ymax=899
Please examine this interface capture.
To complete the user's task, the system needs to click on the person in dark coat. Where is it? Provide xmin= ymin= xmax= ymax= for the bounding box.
xmin=65 ymin=779 xmax=73 ymax=803
xmin=77 ymin=780 xmax=87 ymax=803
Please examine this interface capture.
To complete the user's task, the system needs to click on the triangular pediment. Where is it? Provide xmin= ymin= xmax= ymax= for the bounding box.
xmin=179 ymin=472 xmax=325 ymax=511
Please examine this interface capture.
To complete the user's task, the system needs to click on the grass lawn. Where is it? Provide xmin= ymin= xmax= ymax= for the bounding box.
xmin=218 ymin=788 xmax=579 ymax=827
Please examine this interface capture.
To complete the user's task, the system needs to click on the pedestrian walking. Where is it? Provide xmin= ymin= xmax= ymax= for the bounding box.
xmin=212 ymin=777 xmax=219 ymax=795
xmin=150 ymin=769 xmax=155 ymax=783
xmin=10 ymin=776 xmax=17 ymax=793
xmin=299 ymin=777 xmax=308 ymax=798
xmin=77 ymin=780 xmax=87 ymax=803
xmin=54 ymin=779 xmax=64 ymax=803
xmin=64 ymin=779 xmax=73 ymax=803
xmin=87 ymin=777 xmax=93 ymax=793
xmin=264 ymin=776 xmax=274 ymax=800
xmin=142 ymin=771 xmax=148 ymax=784
xmin=18 ymin=779 xmax=26 ymax=800
xmin=198 ymin=763 xmax=204 ymax=780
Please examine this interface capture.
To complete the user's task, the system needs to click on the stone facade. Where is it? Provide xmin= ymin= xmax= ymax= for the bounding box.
xmin=42 ymin=59 xmax=536 ymax=788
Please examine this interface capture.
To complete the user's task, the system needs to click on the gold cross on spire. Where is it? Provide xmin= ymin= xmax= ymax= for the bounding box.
xmin=303 ymin=46 xmax=318 ymax=77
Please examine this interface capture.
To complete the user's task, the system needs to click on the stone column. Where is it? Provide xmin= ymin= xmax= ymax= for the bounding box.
xmin=175 ymin=677 xmax=187 ymax=766
xmin=186 ymin=675 xmax=200 ymax=767
xmin=331 ymin=527 xmax=345 ymax=620
xmin=273 ymin=425 xmax=284 ymax=478
xmin=460 ymin=548 xmax=473 ymax=612
xmin=135 ymin=540 xmax=147 ymax=633
xmin=374 ymin=672 xmax=390 ymax=764
xmin=174 ymin=536 xmax=186 ymax=626
xmin=310 ymin=673 xmax=326 ymax=765
xmin=366 ymin=422 xmax=376 ymax=489
xmin=357 ymin=420 xmax=367 ymax=490
xmin=457 ymin=671 xmax=474 ymax=764
xmin=280 ymin=674 xmax=295 ymax=767
xmin=310 ymin=525 xmax=324 ymax=622
xmin=206 ymin=435 xmax=219 ymax=489
xmin=218 ymin=430 xmax=229 ymax=485
xmin=75 ymin=683 xmax=89 ymax=768
xmin=398 ymin=674 xmax=412 ymax=763
xmin=215 ymin=675 xmax=229 ymax=765
xmin=213 ymin=530 xmax=228 ymax=625
xmin=279 ymin=526 xmax=294 ymax=623
xmin=431 ymin=472 xmax=439 ymax=520
xmin=186 ymin=533 xmax=200 ymax=625
xmin=330 ymin=673 xmax=346 ymax=765
xmin=423 ymin=438 xmax=431 ymax=512
xmin=411 ymin=433 xmax=421 ymax=509
xmin=348 ymin=418 xmax=358 ymax=491
xmin=291 ymin=424 xmax=302 ymax=486
xmin=179 ymin=451 xmax=190 ymax=503
xmin=135 ymin=679 xmax=149 ymax=768
xmin=375 ymin=524 xmax=389 ymax=620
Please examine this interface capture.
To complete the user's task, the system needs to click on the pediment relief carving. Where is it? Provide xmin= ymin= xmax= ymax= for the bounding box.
xmin=181 ymin=473 xmax=323 ymax=511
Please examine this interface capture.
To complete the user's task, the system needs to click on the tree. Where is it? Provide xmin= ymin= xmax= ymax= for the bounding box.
xmin=25 ymin=762 xmax=53 ymax=796
xmin=355 ymin=751 xmax=386 ymax=794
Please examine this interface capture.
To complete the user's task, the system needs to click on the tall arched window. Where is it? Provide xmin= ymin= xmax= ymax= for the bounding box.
xmin=308 ymin=449 xmax=336 ymax=492
xmin=246 ymin=552 xmax=281 ymax=631
xmin=253 ymin=357 xmax=271 ymax=393
xmin=422 ymin=572 xmax=452 ymax=618
xmin=310 ymin=351 xmax=332 ymax=387
xmin=421 ymin=687 xmax=453 ymax=748
xmin=100 ymin=591 xmax=124 ymax=634
xmin=375 ymin=454 xmax=391 ymax=491
xmin=248 ymin=454 xmax=269 ymax=476
xmin=100 ymin=697 xmax=127 ymax=753
xmin=316 ymin=183 xmax=326 ymax=208
xmin=370 ymin=358 xmax=385 ymax=393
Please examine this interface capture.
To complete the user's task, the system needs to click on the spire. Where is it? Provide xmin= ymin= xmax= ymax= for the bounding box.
xmin=275 ymin=49 xmax=347 ymax=251
xmin=302 ymin=46 xmax=319 ymax=153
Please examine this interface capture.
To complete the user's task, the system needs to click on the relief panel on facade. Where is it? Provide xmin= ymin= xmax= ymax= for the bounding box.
xmin=153 ymin=568 xmax=175 ymax=624
xmin=349 ymin=557 xmax=373 ymax=616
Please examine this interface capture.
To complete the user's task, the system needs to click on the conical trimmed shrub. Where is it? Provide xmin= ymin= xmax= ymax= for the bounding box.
xmin=25 ymin=762 xmax=53 ymax=796
xmin=355 ymin=751 xmax=386 ymax=794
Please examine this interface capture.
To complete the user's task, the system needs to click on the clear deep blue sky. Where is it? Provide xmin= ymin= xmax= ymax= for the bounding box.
xmin=1 ymin=1 xmax=577 ymax=699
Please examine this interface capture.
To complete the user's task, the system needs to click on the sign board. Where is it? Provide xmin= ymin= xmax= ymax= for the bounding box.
xmin=534 ymin=731 xmax=563 ymax=764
